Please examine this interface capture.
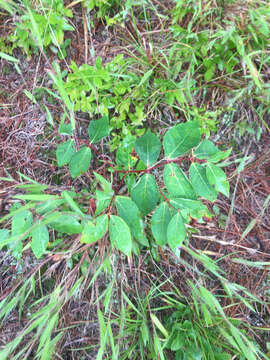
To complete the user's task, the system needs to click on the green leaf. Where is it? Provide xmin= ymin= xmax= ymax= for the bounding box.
xmin=131 ymin=174 xmax=159 ymax=215
xmin=48 ymin=212 xmax=82 ymax=234
xmin=163 ymin=121 xmax=201 ymax=159
xmin=69 ymin=146 xmax=91 ymax=178
xmin=31 ymin=225 xmax=49 ymax=258
xmin=94 ymin=172 xmax=113 ymax=195
xmin=151 ymin=202 xmax=173 ymax=246
xmin=134 ymin=129 xmax=161 ymax=166
xmin=189 ymin=163 xmax=217 ymax=201
xmin=81 ymin=215 xmax=108 ymax=244
xmin=0 ymin=229 xmax=9 ymax=250
xmin=163 ymin=163 xmax=196 ymax=199
xmin=88 ymin=116 xmax=110 ymax=143
xmin=206 ymin=163 xmax=230 ymax=197
xmin=115 ymin=196 xmax=148 ymax=246
xmin=167 ymin=212 xmax=186 ymax=251
xmin=56 ymin=140 xmax=75 ymax=167
xmin=62 ymin=191 xmax=84 ymax=215
xmin=95 ymin=190 xmax=112 ymax=215
xmin=109 ymin=215 xmax=132 ymax=255
xmin=12 ymin=209 xmax=33 ymax=237
xmin=170 ymin=198 xmax=212 ymax=220
xmin=194 ymin=139 xmax=231 ymax=163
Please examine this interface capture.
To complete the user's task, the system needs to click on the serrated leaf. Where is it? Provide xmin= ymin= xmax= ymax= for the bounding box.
xmin=56 ymin=140 xmax=75 ymax=167
xmin=109 ymin=215 xmax=132 ymax=255
xmin=163 ymin=121 xmax=201 ymax=159
xmin=69 ymin=146 xmax=91 ymax=178
xmin=163 ymin=163 xmax=196 ymax=199
xmin=95 ymin=190 xmax=112 ymax=215
xmin=88 ymin=116 xmax=110 ymax=143
xmin=48 ymin=212 xmax=82 ymax=234
xmin=189 ymin=163 xmax=217 ymax=201
xmin=31 ymin=225 xmax=49 ymax=258
xmin=115 ymin=196 xmax=148 ymax=246
xmin=131 ymin=174 xmax=159 ymax=215
xmin=206 ymin=163 xmax=230 ymax=197
xmin=151 ymin=202 xmax=172 ymax=246
xmin=81 ymin=214 xmax=108 ymax=244
xmin=167 ymin=212 xmax=186 ymax=250
xmin=134 ymin=129 xmax=161 ymax=166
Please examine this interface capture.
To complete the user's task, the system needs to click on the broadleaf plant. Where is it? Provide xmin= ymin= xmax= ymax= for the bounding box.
xmin=1 ymin=120 xmax=230 ymax=259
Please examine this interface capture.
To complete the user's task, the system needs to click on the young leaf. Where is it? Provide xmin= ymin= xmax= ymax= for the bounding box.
xmin=170 ymin=197 xmax=212 ymax=220
xmin=48 ymin=212 xmax=82 ymax=234
xmin=189 ymin=163 xmax=217 ymax=201
xmin=88 ymin=116 xmax=110 ymax=143
xmin=109 ymin=215 xmax=132 ymax=255
xmin=163 ymin=121 xmax=201 ymax=159
xmin=81 ymin=214 xmax=108 ymax=244
xmin=163 ymin=163 xmax=196 ymax=199
xmin=56 ymin=140 xmax=75 ymax=167
xmin=134 ymin=129 xmax=161 ymax=166
xmin=31 ymin=225 xmax=49 ymax=258
xmin=206 ymin=163 xmax=230 ymax=197
xmin=151 ymin=202 xmax=172 ymax=246
xmin=115 ymin=196 xmax=148 ymax=246
xmin=69 ymin=146 xmax=91 ymax=178
xmin=131 ymin=174 xmax=159 ymax=215
xmin=167 ymin=212 xmax=186 ymax=251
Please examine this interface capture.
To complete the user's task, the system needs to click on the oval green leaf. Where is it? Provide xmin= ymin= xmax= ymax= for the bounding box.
xmin=56 ymin=139 xmax=75 ymax=167
xmin=81 ymin=214 xmax=108 ymax=244
xmin=88 ymin=116 xmax=110 ymax=143
xmin=206 ymin=163 xmax=230 ymax=197
xmin=109 ymin=215 xmax=132 ymax=255
xmin=163 ymin=121 xmax=201 ymax=159
xmin=115 ymin=196 xmax=148 ymax=246
xmin=131 ymin=174 xmax=159 ymax=215
xmin=134 ymin=129 xmax=161 ymax=166
xmin=189 ymin=163 xmax=217 ymax=202
xmin=163 ymin=163 xmax=196 ymax=199
xmin=69 ymin=146 xmax=92 ymax=178
xmin=48 ymin=212 xmax=83 ymax=234
xmin=31 ymin=225 xmax=49 ymax=259
xmin=167 ymin=212 xmax=186 ymax=251
xmin=151 ymin=202 xmax=172 ymax=246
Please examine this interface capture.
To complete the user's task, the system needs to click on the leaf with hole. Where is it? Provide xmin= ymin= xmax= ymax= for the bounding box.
xmin=164 ymin=163 xmax=196 ymax=199
xmin=163 ymin=121 xmax=201 ymax=159
xmin=56 ymin=139 xmax=75 ymax=167
xmin=167 ymin=212 xmax=186 ymax=251
xmin=189 ymin=163 xmax=217 ymax=201
xmin=88 ymin=116 xmax=110 ymax=143
xmin=134 ymin=129 xmax=161 ymax=166
xmin=206 ymin=163 xmax=230 ymax=197
xmin=31 ymin=225 xmax=49 ymax=258
xmin=131 ymin=174 xmax=159 ymax=215
xmin=109 ymin=215 xmax=132 ymax=255
xmin=69 ymin=146 xmax=91 ymax=178
xmin=151 ymin=202 xmax=173 ymax=246
xmin=115 ymin=196 xmax=148 ymax=246
xmin=81 ymin=214 xmax=108 ymax=244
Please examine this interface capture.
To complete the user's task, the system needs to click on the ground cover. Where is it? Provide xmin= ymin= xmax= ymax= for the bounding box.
xmin=0 ymin=0 xmax=270 ymax=359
